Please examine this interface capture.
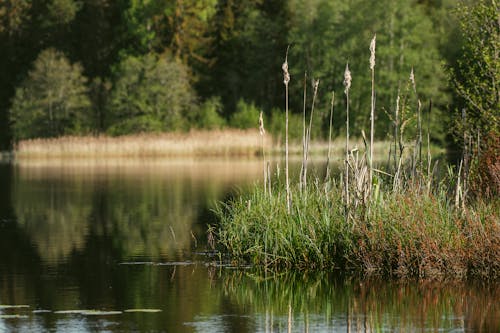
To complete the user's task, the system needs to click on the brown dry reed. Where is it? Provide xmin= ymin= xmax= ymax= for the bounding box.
xmin=14 ymin=129 xmax=269 ymax=159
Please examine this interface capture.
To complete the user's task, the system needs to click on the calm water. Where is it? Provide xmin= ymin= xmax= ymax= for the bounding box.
xmin=0 ymin=159 xmax=498 ymax=333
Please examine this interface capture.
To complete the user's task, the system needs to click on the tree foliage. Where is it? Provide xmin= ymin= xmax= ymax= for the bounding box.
xmin=106 ymin=53 xmax=196 ymax=135
xmin=0 ymin=0 xmax=491 ymax=146
xmin=10 ymin=48 xmax=91 ymax=140
xmin=449 ymin=0 xmax=500 ymax=139
xmin=288 ymin=0 xmax=448 ymax=141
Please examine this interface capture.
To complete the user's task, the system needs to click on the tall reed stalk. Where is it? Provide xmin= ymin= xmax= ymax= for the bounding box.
xmin=300 ymin=72 xmax=307 ymax=192
xmin=410 ymin=68 xmax=422 ymax=176
xmin=283 ymin=47 xmax=291 ymax=213
xmin=426 ymin=100 xmax=433 ymax=194
xmin=302 ymin=79 xmax=320 ymax=191
xmin=325 ymin=92 xmax=335 ymax=181
xmin=344 ymin=63 xmax=352 ymax=206
xmin=259 ymin=111 xmax=267 ymax=194
xmin=369 ymin=34 xmax=376 ymax=195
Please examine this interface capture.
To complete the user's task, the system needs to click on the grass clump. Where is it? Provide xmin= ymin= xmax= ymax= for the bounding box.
xmin=216 ymin=182 xmax=499 ymax=279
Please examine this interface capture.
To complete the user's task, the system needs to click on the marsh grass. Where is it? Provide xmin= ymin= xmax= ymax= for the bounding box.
xmin=215 ymin=39 xmax=499 ymax=280
xmin=216 ymin=181 xmax=499 ymax=279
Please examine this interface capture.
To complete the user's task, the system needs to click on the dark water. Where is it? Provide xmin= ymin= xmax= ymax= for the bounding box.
xmin=0 ymin=159 xmax=498 ymax=332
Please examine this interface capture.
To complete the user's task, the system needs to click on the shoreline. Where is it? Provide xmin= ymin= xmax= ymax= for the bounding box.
xmin=8 ymin=130 xmax=443 ymax=161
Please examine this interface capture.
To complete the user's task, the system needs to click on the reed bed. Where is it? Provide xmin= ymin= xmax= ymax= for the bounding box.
xmin=14 ymin=129 xmax=269 ymax=158
xmin=214 ymin=40 xmax=499 ymax=280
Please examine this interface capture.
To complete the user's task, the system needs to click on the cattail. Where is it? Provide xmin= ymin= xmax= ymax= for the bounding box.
xmin=283 ymin=46 xmax=291 ymax=213
xmin=312 ymin=78 xmax=319 ymax=93
xmin=369 ymin=34 xmax=376 ymax=70
xmin=282 ymin=60 xmax=290 ymax=86
xmin=344 ymin=64 xmax=352 ymax=94
xmin=409 ymin=67 xmax=415 ymax=91
xmin=344 ymin=63 xmax=351 ymax=207
xmin=369 ymin=34 xmax=376 ymax=198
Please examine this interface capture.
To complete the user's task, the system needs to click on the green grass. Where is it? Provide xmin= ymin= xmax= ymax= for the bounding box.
xmin=215 ymin=178 xmax=499 ymax=279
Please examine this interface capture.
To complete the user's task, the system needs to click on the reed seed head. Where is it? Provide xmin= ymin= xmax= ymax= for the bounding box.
xmin=344 ymin=63 xmax=352 ymax=95
xmin=312 ymin=78 xmax=319 ymax=93
xmin=369 ymin=34 xmax=376 ymax=70
xmin=282 ymin=61 xmax=290 ymax=86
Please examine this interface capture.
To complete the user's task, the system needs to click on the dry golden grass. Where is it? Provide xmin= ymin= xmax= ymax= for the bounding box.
xmin=14 ymin=129 xmax=272 ymax=158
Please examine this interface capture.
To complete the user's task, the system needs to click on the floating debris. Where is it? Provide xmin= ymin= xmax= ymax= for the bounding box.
xmin=0 ymin=305 xmax=30 ymax=309
xmin=80 ymin=310 xmax=122 ymax=316
xmin=54 ymin=310 xmax=122 ymax=316
xmin=33 ymin=310 xmax=52 ymax=314
xmin=124 ymin=309 xmax=162 ymax=313
xmin=119 ymin=261 xmax=194 ymax=266
xmin=156 ymin=261 xmax=193 ymax=266
xmin=119 ymin=262 xmax=155 ymax=266
xmin=0 ymin=314 xmax=29 ymax=319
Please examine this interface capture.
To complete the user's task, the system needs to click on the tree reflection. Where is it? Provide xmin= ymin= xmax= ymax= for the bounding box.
xmin=11 ymin=159 xmax=261 ymax=263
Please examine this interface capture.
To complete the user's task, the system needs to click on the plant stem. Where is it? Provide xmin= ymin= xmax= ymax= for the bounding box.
xmin=325 ymin=91 xmax=335 ymax=181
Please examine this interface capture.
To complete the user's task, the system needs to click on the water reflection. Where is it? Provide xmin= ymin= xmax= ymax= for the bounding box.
xmin=0 ymin=159 xmax=498 ymax=332
xmin=11 ymin=158 xmax=262 ymax=263
xmin=199 ymin=271 xmax=500 ymax=333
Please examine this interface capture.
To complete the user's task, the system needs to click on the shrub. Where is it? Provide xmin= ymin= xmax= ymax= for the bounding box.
xmin=229 ymin=99 xmax=261 ymax=129
xmin=194 ymin=96 xmax=226 ymax=130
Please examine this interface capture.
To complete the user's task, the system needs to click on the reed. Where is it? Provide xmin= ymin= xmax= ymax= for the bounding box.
xmin=325 ymin=92 xmax=335 ymax=181
xmin=215 ymin=39 xmax=499 ymax=280
xmin=301 ymin=78 xmax=320 ymax=192
xmin=344 ymin=63 xmax=352 ymax=206
xmin=369 ymin=34 xmax=376 ymax=196
xmin=14 ymin=129 xmax=269 ymax=159
xmin=283 ymin=46 xmax=291 ymax=213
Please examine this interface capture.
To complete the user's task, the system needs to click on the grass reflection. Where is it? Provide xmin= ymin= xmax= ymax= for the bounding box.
xmin=219 ymin=270 xmax=500 ymax=332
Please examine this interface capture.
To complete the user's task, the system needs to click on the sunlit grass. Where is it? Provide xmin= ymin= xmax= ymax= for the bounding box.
xmin=14 ymin=129 xmax=269 ymax=158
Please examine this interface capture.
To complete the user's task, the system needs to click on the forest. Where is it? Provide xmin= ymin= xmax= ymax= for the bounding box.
xmin=0 ymin=0 xmax=498 ymax=152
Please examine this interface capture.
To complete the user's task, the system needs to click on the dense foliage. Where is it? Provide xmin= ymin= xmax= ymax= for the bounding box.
xmin=0 ymin=0 xmax=497 ymax=148
xmin=10 ymin=48 xmax=91 ymax=139
xmin=106 ymin=54 xmax=196 ymax=135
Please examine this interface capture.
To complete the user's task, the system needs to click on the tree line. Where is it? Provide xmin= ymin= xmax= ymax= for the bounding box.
xmin=0 ymin=0 xmax=498 ymax=149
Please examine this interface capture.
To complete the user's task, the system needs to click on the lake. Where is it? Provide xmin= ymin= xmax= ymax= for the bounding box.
xmin=0 ymin=159 xmax=498 ymax=332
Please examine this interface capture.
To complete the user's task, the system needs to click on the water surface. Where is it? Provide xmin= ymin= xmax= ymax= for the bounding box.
xmin=0 ymin=159 xmax=498 ymax=332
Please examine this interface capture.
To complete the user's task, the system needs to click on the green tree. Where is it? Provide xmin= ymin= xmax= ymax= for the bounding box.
xmin=0 ymin=0 xmax=31 ymax=35
xmin=202 ymin=0 xmax=289 ymax=116
xmin=0 ymin=0 xmax=32 ymax=148
xmin=122 ymin=0 xmax=216 ymax=64
xmin=194 ymin=96 xmax=226 ymax=129
xmin=106 ymin=53 xmax=196 ymax=135
xmin=449 ymin=0 xmax=499 ymax=139
xmin=229 ymin=99 xmax=260 ymax=129
xmin=10 ymin=48 xmax=92 ymax=140
xmin=448 ymin=0 xmax=499 ymax=199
